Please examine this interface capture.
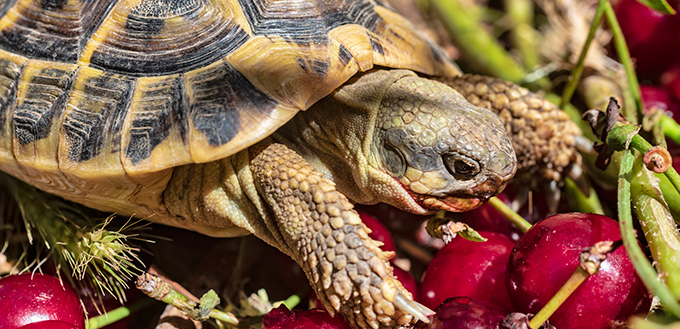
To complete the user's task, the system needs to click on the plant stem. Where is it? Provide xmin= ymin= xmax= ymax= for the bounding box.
xmin=630 ymin=157 xmax=680 ymax=300
xmin=504 ymin=0 xmax=538 ymax=69
xmin=488 ymin=196 xmax=532 ymax=233
xmin=604 ymin=0 xmax=643 ymax=123
xmin=626 ymin=133 xmax=680 ymax=195
xmin=86 ymin=299 xmax=155 ymax=329
xmin=660 ymin=114 xmax=680 ymax=146
xmin=564 ymin=177 xmax=605 ymax=215
xmin=429 ymin=0 xmax=528 ymax=83
xmin=656 ymin=172 xmax=680 ymax=223
xmin=618 ymin=150 xmax=680 ymax=318
xmin=559 ymin=0 xmax=607 ymax=109
xmin=528 ymin=267 xmax=590 ymax=329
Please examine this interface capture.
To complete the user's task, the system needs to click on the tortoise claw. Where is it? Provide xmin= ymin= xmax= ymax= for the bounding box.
xmin=394 ymin=290 xmax=433 ymax=324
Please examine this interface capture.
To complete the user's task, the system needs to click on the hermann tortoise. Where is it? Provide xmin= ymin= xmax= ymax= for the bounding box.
xmin=0 ymin=0 xmax=582 ymax=328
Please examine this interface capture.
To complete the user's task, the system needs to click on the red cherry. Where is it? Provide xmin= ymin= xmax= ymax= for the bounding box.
xmin=457 ymin=192 xmax=522 ymax=240
xmin=418 ymin=231 xmax=515 ymax=311
xmin=393 ymin=266 xmax=418 ymax=297
xmin=263 ymin=305 xmax=351 ymax=329
xmin=358 ymin=210 xmax=396 ymax=253
xmin=17 ymin=321 xmax=80 ymax=329
xmin=614 ymin=0 xmax=680 ymax=79
xmin=641 ymin=84 xmax=680 ymax=118
xmin=662 ymin=64 xmax=680 ymax=104
xmin=414 ymin=297 xmax=508 ymax=329
xmin=506 ymin=213 xmax=651 ymax=329
xmin=0 ymin=273 xmax=85 ymax=329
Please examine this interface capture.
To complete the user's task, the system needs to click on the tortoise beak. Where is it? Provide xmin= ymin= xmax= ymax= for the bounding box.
xmin=417 ymin=172 xmax=509 ymax=212
xmin=420 ymin=195 xmax=484 ymax=212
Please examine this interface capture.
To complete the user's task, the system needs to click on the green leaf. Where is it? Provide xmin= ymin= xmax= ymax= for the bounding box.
xmin=637 ymin=0 xmax=677 ymax=15
xmin=457 ymin=225 xmax=488 ymax=242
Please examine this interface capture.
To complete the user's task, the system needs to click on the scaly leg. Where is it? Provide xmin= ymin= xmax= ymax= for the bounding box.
xmin=250 ymin=143 xmax=431 ymax=329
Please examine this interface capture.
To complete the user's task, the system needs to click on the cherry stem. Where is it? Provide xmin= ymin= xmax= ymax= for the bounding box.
xmin=618 ymin=150 xmax=680 ymax=318
xmin=603 ymin=0 xmax=643 ymax=123
xmin=488 ymin=196 xmax=532 ymax=233
xmin=503 ymin=0 xmax=538 ymax=70
xmin=428 ymin=0 xmax=531 ymax=84
xmin=559 ymin=0 xmax=606 ymax=109
xmin=135 ymin=272 xmax=239 ymax=325
xmin=629 ymin=156 xmax=680 ymax=300
xmin=527 ymin=240 xmax=619 ymax=329
xmin=623 ymin=128 xmax=680 ymax=196
xmin=85 ymin=298 xmax=155 ymax=329
xmin=527 ymin=265 xmax=588 ymax=329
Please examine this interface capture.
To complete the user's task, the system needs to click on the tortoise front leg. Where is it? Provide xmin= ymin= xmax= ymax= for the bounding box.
xmin=250 ymin=143 xmax=431 ymax=329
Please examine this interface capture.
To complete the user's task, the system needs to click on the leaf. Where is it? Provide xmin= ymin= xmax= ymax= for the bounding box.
xmin=637 ymin=0 xmax=677 ymax=15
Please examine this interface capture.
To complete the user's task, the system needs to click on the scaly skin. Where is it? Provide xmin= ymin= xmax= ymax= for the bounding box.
xmin=438 ymin=74 xmax=583 ymax=190
xmin=250 ymin=143 xmax=419 ymax=329
xmin=164 ymin=70 xmax=519 ymax=329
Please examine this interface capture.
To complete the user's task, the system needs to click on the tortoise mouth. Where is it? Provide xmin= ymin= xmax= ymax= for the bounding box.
xmin=406 ymin=175 xmax=509 ymax=213
xmin=415 ymin=194 xmax=485 ymax=212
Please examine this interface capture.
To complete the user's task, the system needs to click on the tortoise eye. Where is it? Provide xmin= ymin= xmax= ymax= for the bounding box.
xmin=443 ymin=154 xmax=480 ymax=180
xmin=381 ymin=142 xmax=406 ymax=177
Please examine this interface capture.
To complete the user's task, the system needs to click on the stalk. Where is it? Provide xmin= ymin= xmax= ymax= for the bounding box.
xmin=559 ymin=0 xmax=607 ymax=109
xmin=603 ymin=1 xmax=643 ymax=123
xmin=618 ymin=150 xmax=680 ymax=317
xmin=630 ymin=157 xmax=680 ymax=299
xmin=428 ymin=0 xmax=528 ymax=83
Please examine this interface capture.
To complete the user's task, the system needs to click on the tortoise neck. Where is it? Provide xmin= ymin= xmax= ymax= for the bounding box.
xmin=272 ymin=69 xmax=419 ymax=205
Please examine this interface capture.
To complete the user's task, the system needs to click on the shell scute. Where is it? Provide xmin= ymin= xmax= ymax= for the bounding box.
xmin=60 ymin=66 xmax=134 ymax=168
xmin=0 ymin=0 xmax=116 ymax=62
xmin=183 ymin=58 xmax=287 ymax=164
xmin=0 ymin=0 xmax=460 ymax=187
xmin=122 ymin=74 xmax=191 ymax=173
xmin=82 ymin=0 xmax=251 ymax=76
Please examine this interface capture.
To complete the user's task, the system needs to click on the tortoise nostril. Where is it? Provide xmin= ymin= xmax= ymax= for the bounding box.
xmin=502 ymin=162 xmax=516 ymax=176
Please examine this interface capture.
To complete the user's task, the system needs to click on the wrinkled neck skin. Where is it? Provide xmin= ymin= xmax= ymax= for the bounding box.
xmin=272 ymin=68 xmax=517 ymax=215
xmin=272 ymin=69 xmax=417 ymax=211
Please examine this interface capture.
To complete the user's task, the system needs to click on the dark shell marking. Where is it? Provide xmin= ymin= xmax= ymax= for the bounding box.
xmin=0 ymin=0 xmax=458 ymax=216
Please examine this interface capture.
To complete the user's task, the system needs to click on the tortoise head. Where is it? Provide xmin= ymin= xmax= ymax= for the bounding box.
xmin=372 ymin=75 xmax=517 ymax=213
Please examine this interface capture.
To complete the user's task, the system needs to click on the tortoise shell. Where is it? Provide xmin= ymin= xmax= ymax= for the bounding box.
xmin=0 ymin=0 xmax=458 ymax=216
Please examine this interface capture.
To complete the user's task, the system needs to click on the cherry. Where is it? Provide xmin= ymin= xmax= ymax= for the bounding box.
xmin=641 ymin=84 xmax=680 ymax=118
xmin=393 ymin=265 xmax=418 ymax=297
xmin=662 ymin=64 xmax=680 ymax=105
xmin=414 ymin=297 xmax=508 ymax=329
xmin=506 ymin=213 xmax=651 ymax=329
xmin=263 ymin=305 xmax=351 ymax=329
xmin=0 ymin=273 xmax=85 ymax=329
xmin=614 ymin=0 xmax=680 ymax=79
xmin=16 ymin=322 xmax=80 ymax=329
xmin=358 ymin=210 xmax=396 ymax=253
xmin=455 ymin=193 xmax=522 ymax=240
xmin=418 ymin=231 xmax=515 ymax=311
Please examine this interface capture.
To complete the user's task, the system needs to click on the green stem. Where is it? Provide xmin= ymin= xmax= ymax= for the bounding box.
xmin=564 ymin=177 xmax=605 ymax=215
xmin=504 ymin=0 xmax=538 ymax=69
xmin=627 ymin=133 xmax=680 ymax=195
xmin=618 ymin=150 xmax=680 ymax=318
xmin=86 ymin=299 xmax=155 ymax=329
xmin=528 ymin=267 xmax=590 ymax=329
xmin=429 ymin=0 xmax=528 ymax=83
xmin=488 ymin=196 xmax=532 ymax=233
xmin=657 ymin=172 xmax=680 ymax=224
xmin=630 ymin=157 xmax=680 ymax=300
xmin=559 ymin=0 xmax=607 ymax=109
xmin=604 ymin=0 xmax=643 ymax=123
xmin=660 ymin=114 xmax=680 ymax=146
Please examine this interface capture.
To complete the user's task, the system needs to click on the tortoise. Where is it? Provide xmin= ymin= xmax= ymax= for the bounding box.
xmin=0 ymin=0 xmax=583 ymax=328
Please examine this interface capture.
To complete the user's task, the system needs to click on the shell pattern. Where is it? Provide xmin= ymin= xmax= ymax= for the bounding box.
xmin=0 ymin=0 xmax=457 ymax=215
